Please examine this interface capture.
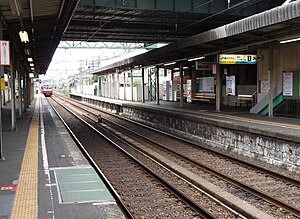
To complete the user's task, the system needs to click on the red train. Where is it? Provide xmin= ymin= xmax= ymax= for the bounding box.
xmin=41 ymin=84 xmax=53 ymax=97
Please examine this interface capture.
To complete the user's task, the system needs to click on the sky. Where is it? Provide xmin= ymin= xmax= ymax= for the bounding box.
xmin=42 ymin=42 xmax=167 ymax=82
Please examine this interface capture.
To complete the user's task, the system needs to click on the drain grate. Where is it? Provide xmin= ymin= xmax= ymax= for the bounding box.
xmin=54 ymin=167 xmax=114 ymax=204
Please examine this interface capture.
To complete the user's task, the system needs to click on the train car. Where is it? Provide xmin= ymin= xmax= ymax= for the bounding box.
xmin=41 ymin=84 xmax=53 ymax=97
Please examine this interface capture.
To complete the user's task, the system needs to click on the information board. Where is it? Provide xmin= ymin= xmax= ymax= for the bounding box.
xmin=226 ymin=75 xmax=236 ymax=96
xmin=197 ymin=77 xmax=214 ymax=93
xmin=0 ymin=41 xmax=10 ymax=66
xmin=219 ymin=54 xmax=256 ymax=65
xmin=282 ymin=71 xmax=293 ymax=97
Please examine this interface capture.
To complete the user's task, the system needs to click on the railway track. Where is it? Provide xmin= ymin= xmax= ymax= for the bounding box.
xmin=48 ymin=97 xmax=236 ymax=218
xmin=51 ymin=94 xmax=300 ymax=218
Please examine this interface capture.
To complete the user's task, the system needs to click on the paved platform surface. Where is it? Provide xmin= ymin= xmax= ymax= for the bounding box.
xmin=77 ymin=93 xmax=300 ymax=142
xmin=137 ymin=100 xmax=300 ymax=142
xmin=0 ymin=95 xmax=125 ymax=219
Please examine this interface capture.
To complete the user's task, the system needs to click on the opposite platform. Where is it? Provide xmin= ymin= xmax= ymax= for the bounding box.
xmin=71 ymin=93 xmax=300 ymax=175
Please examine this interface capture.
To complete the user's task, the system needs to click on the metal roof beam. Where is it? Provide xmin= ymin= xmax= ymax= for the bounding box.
xmin=91 ymin=0 xmax=300 ymax=75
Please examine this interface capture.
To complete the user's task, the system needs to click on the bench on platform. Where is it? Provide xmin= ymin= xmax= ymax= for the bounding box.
xmin=233 ymin=94 xmax=254 ymax=107
xmin=192 ymin=93 xmax=215 ymax=103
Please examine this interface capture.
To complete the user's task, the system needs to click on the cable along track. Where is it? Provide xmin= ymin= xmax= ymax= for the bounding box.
xmin=53 ymin=94 xmax=300 ymax=218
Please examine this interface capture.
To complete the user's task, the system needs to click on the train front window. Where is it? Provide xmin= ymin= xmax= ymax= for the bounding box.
xmin=43 ymin=85 xmax=52 ymax=89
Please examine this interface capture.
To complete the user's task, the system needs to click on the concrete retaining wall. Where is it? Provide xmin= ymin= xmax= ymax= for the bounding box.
xmin=121 ymin=105 xmax=300 ymax=173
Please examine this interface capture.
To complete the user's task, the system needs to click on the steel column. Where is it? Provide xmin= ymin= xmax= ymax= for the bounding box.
xmin=156 ymin=66 xmax=159 ymax=105
xmin=0 ymin=21 xmax=4 ymax=160
xmin=116 ymin=70 xmax=119 ymax=99
xmin=123 ymin=71 xmax=126 ymax=100
xmin=23 ymin=64 xmax=27 ymax=111
xmin=131 ymin=70 xmax=133 ymax=101
xmin=10 ymin=48 xmax=16 ymax=131
xmin=268 ymin=45 xmax=274 ymax=117
xmin=180 ymin=63 xmax=184 ymax=108
xmin=215 ymin=62 xmax=221 ymax=112
xmin=142 ymin=68 xmax=145 ymax=103
xmin=17 ymin=54 xmax=22 ymax=118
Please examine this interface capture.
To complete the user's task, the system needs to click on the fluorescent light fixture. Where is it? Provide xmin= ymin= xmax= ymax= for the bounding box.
xmin=280 ymin=37 xmax=300 ymax=44
xmin=29 ymin=73 xmax=34 ymax=78
xmin=28 ymin=57 xmax=33 ymax=62
xmin=30 ymin=63 xmax=34 ymax=67
xmin=164 ymin=62 xmax=176 ymax=66
xmin=188 ymin=56 xmax=205 ymax=62
xmin=19 ymin=31 xmax=29 ymax=43
xmin=31 ymin=67 xmax=35 ymax=70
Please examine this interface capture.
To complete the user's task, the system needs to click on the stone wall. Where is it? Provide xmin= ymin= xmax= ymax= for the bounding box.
xmin=122 ymin=105 xmax=300 ymax=173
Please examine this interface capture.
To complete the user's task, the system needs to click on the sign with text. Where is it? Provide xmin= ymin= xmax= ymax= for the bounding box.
xmin=219 ymin=54 xmax=256 ymax=64
xmin=226 ymin=75 xmax=236 ymax=96
xmin=282 ymin=71 xmax=293 ymax=97
xmin=0 ymin=41 xmax=10 ymax=66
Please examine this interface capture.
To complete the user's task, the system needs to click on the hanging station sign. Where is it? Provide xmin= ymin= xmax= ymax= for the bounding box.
xmin=219 ymin=54 xmax=256 ymax=64
xmin=0 ymin=41 xmax=10 ymax=66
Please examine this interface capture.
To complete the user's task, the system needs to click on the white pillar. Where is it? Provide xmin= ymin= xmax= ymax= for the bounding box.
xmin=268 ymin=45 xmax=273 ymax=117
xmin=131 ymin=70 xmax=133 ymax=101
xmin=116 ymin=70 xmax=119 ymax=99
xmin=142 ymin=68 xmax=145 ymax=103
xmin=156 ymin=66 xmax=159 ymax=105
xmin=180 ymin=63 xmax=184 ymax=108
xmin=123 ymin=71 xmax=126 ymax=100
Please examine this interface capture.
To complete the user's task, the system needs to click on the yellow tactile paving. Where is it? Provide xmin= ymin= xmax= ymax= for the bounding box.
xmin=10 ymin=99 xmax=39 ymax=219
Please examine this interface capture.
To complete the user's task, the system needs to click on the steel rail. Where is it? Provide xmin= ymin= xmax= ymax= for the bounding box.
xmin=50 ymin=96 xmax=215 ymax=219
xmin=55 ymin=94 xmax=300 ymax=217
xmin=100 ymin=115 xmax=300 ymax=218
xmin=48 ymin=97 xmax=134 ymax=219
xmin=59 ymin=93 xmax=300 ymax=187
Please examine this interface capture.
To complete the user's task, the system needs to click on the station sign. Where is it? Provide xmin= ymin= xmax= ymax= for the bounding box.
xmin=219 ymin=54 xmax=256 ymax=64
xmin=0 ymin=41 xmax=10 ymax=66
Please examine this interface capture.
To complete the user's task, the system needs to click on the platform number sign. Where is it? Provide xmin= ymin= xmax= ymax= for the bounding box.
xmin=0 ymin=41 xmax=10 ymax=66
xmin=219 ymin=54 xmax=256 ymax=64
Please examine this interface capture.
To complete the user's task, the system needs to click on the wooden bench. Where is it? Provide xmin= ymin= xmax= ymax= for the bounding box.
xmin=176 ymin=92 xmax=187 ymax=101
xmin=176 ymin=92 xmax=216 ymax=103
xmin=233 ymin=94 xmax=253 ymax=107
xmin=192 ymin=93 xmax=215 ymax=103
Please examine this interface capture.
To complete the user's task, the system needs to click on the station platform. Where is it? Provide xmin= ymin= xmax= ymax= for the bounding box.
xmin=140 ymin=100 xmax=300 ymax=141
xmin=0 ymin=95 xmax=125 ymax=219
xmin=76 ymin=94 xmax=300 ymax=142
xmin=70 ymin=93 xmax=300 ymax=177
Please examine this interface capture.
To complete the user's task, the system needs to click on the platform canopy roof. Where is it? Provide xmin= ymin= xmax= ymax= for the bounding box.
xmin=63 ymin=0 xmax=288 ymax=43
xmin=91 ymin=1 xmax=300 ymax=75
xmin=0 ymin=0 xmax=79 ymax=74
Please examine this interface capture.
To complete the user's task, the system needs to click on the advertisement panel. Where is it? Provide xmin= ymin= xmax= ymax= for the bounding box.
xmin=226 ymin=75 xmax=236 ymax=96
xmin=197 ymin=77 xmax=214 ymax=93
xmin=282 ymin=71 xmax=293 ymax=97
